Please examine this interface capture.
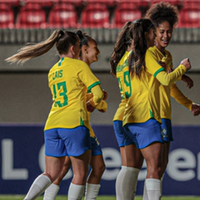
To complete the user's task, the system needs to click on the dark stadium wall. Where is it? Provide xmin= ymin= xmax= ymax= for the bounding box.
xmin=0 ymin=73 xmax=199 ymax=126
xmin=0 ymin=44 xmax=200 ymax=125
xmin=1 ymin=44 xmax=200 ymax=72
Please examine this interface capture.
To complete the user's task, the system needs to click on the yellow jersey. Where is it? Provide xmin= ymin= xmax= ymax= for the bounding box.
xmin=152 ymin=46 xmax=173 ymax=119
xmin=153 ymin=46 xmax=193 ymax=119
xmin=113 ymin=51 xmax=131 ymax=121
xmin=44 ymin=57 xmax=101 ymax=131
xmin=123 ymin=46 xmax=187 ymax=125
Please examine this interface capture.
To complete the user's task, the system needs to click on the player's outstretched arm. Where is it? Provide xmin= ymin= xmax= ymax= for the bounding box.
xmin=170 ymin=82 xmax=193 ymax=110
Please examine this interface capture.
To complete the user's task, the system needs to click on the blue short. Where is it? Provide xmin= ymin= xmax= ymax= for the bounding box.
xmin=113 ymin=120 xmax=133 ymax=147
xmin=161 ymin=118 xmax=173 ymax=142
xmin=44 ymin=126 xmax=91 ymax=157
xmin=90 ymin=136 xmax=102 ymax=156
xmin=124 ymin=119 xmax=163 ymax=149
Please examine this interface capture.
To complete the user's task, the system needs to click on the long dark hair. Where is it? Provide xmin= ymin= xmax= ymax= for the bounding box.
xmin=5 ymin=29 xmax=80 ymax=65
xmin=75 ymin=29 xmax=91 ymax=47
xmin=75 ymin=29 xmax=92 ymax=58
xmin=128 ymin=18 xmax=153 ymax=76
xmin=110 ymin=21 xmax=132 ymax=76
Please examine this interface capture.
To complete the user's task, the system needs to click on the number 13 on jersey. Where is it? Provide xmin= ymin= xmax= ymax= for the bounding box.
xmin=52 ymin=81 xmax=68 ymax=107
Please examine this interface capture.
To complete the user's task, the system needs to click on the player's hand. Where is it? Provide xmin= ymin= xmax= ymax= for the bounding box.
xmin=180 ymin=58 xmax=191 ymax=71
xmin=86 ymin=101 xmax=95 ymax=112
xmin=103 ymin=89 xmax=108 ymax=100
xmin=168 ymin=67 xmax=173 ymax=73
xmin=86 ymin=92 xmax=93 ymax=101
xmin=192 ymin=103 xmax=200 ymax=116
xmin=159 ymin=61 xmax=167 ymax=70
xmin=182 ymin=75 xmax=194 ymax=89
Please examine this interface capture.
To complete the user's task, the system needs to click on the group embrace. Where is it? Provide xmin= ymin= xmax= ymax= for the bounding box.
xmin=5 ymin=1 xmax=200 ymax=200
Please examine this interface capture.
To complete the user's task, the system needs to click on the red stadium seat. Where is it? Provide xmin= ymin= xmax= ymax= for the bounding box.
xmin=57 ymin=0 xmax=83 ymax=6
xmin=0 ymin=0 xmax=19 ymax=6
xmin=0 ymin=3 xmax=14 ymax=29
xmin=85 ymin=0 xmax=116 ymax=6
xmin=150 ymin=0 xmax=181 ymax=6
xmin=48 ymin=3 xmax=78 ymax=28
xmin=178 ymin=1 xmax=200 ymax=28
xmin=113 ymin=2 xmax=142 ymax=28
xmin=21 ymin=0 xmax=55 ymax=7
xmin=81 ymin=3 xmax=110 ymax=28
xmin=16 ymin=3 xmax=47 ymax=29
xmin=116 ymin=0 xmax=149 ymax=7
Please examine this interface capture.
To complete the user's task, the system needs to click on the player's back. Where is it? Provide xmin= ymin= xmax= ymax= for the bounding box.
xmin=45 ymin=57 xmax=91 ymax=130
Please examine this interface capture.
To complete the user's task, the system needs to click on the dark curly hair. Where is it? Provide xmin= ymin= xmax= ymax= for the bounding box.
xmin=145 ymin=2 xmax=179 ymax=28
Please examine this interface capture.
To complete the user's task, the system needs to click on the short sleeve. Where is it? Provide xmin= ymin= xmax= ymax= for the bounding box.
xmin=77 ymin=61 xmax=101 ymax=89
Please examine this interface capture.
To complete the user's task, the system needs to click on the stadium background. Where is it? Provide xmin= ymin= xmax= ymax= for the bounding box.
xmin=0 ymin=0 xmax=200 ymax=197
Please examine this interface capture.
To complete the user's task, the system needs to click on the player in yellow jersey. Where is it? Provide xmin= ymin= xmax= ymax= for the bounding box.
xmin=110 ymin=21 xmax=143 ymax=200
xmin=43 ymin=30 xmax=107 ymax=200
xmin=5 ymin=30 xmax=105 ymax=200
xmin=144 ymin=2 xmax=200 ymax=199
xmin=123 ymin=18 xmax=191 ymax=200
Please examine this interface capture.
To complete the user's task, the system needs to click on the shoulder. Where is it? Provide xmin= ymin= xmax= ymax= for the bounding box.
xmin=146 ymin=47 xmax=156 ymax=57
xmin=49 ymin=62 xmax=59 ymax=73
xmin=118 ymin=51 xmax=130 ymax=66
xmin=70 ymin=58 xmax=88 ymax=66
xmin=69 ymin=58 xmax=90 ymax=72
xmin=148 ymin=46 xmax=156 ymax=51
xmin=146 ymin=46 xmax=155 ymax=55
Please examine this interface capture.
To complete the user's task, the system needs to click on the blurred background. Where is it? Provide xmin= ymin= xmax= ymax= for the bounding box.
xmin=0 ymin=0 xmax=200 ymax=197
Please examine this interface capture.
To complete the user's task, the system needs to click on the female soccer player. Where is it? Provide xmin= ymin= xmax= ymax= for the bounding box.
xmin=43 ymin=30 xmax=107 ymax=200
xmin=110 ymin=21 xmax=143 ymax=200
xmin=5 ymin=30 xmax=105 ymax=200
xmin=122 ymin=18 xmax=191 ymax=200
xmin=76 ymin=30 xmax=107 ymax=200
xmin=144 ymin=2 xmax=200 ymax=199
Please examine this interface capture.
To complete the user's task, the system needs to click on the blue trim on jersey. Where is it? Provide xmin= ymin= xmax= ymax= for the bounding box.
xmin=58 ymin=57 xmax=64 ymax=66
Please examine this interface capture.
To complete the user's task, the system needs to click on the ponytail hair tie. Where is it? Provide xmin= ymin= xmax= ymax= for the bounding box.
xmin=57 ymin=30 xmax=65 ymax=42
